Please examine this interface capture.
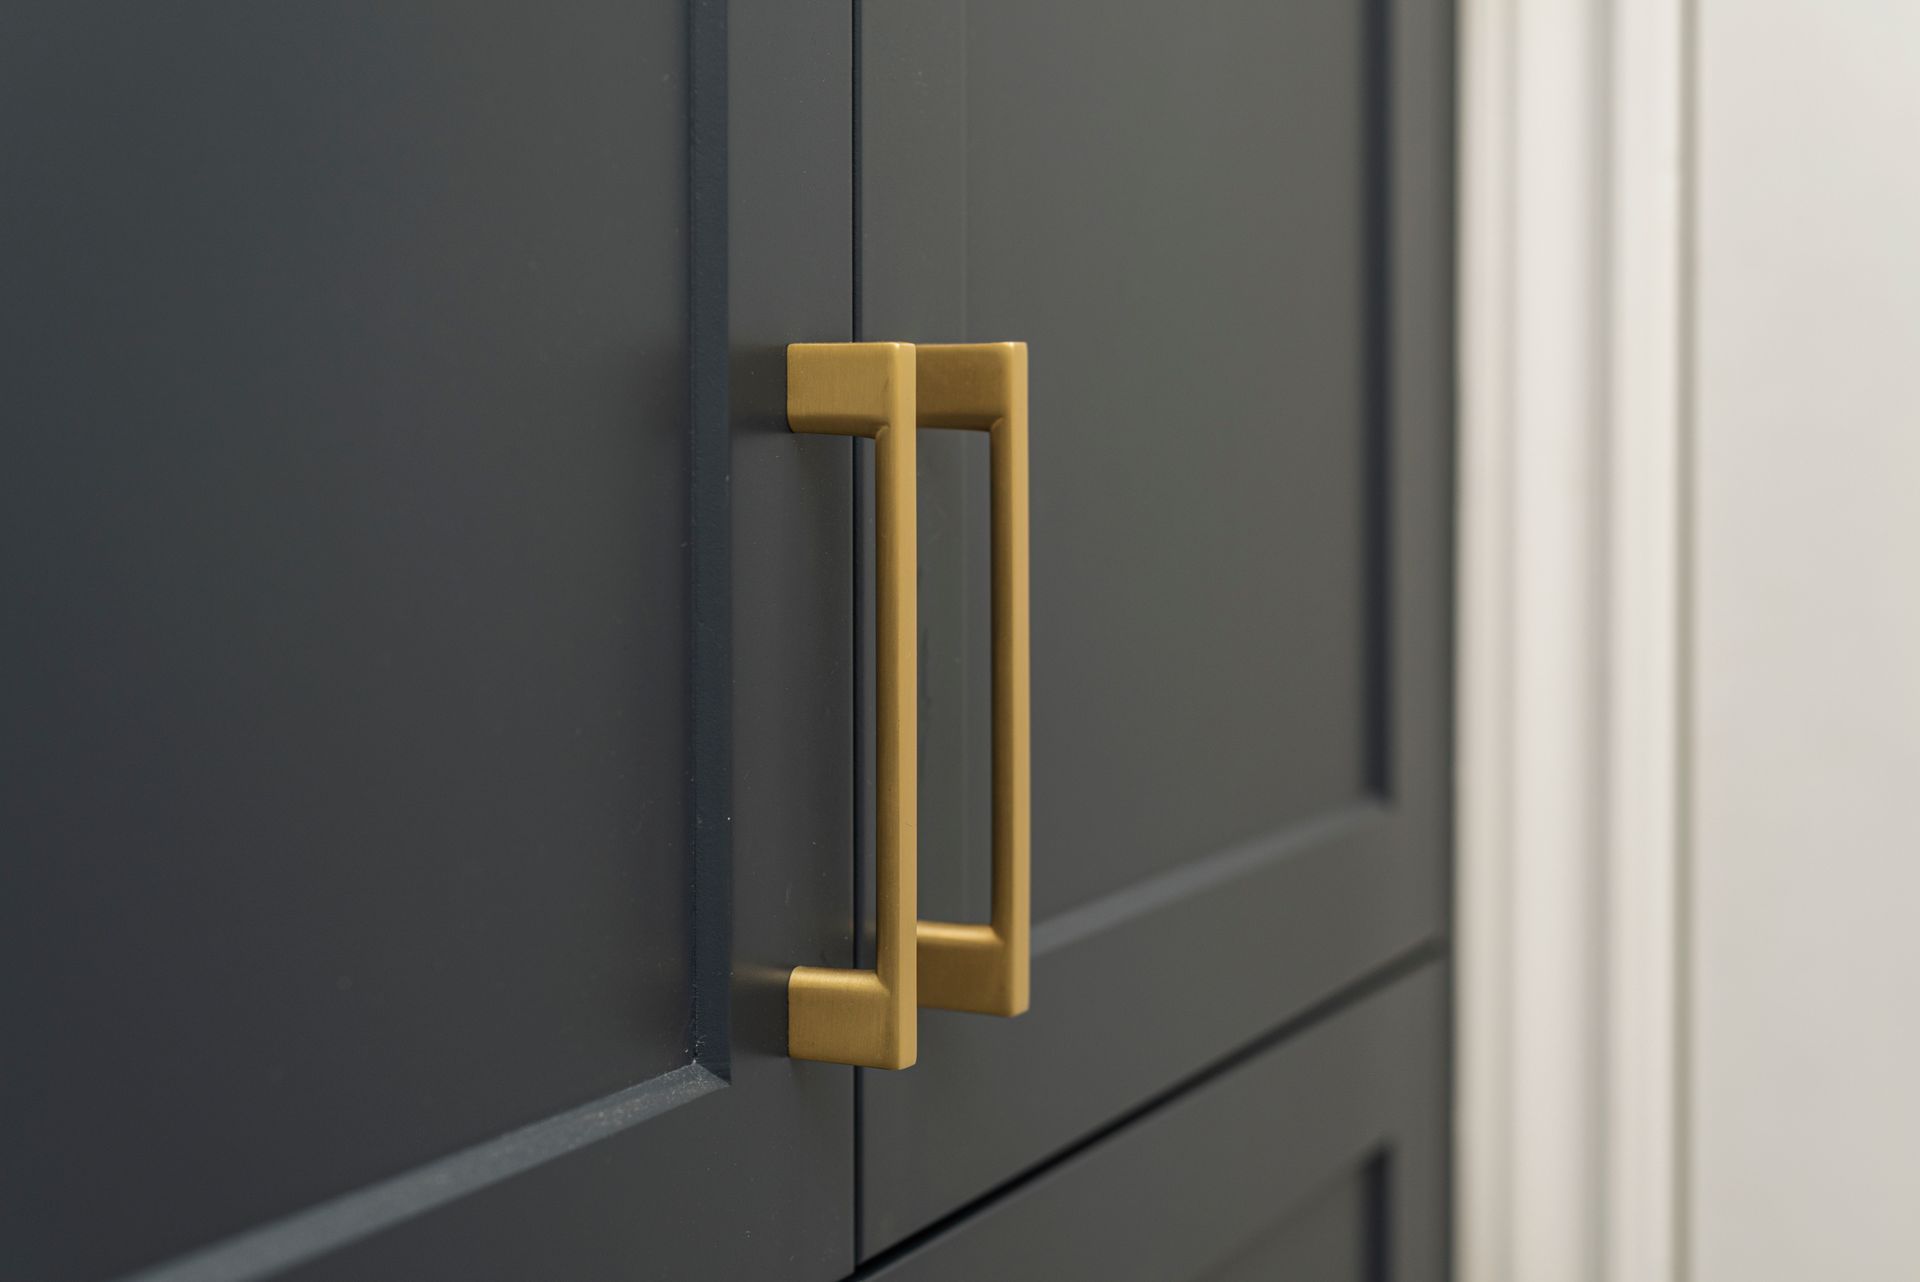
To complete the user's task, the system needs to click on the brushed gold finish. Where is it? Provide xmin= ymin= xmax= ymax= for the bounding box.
xmin=914 ymin=343 xmax=1031 ymax=1018
xmin=786 ymin=342 xmax=919 ymax=1069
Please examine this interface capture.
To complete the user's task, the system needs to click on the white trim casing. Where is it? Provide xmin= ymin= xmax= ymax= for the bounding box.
xmin=1456 ymin=3 xmax=1687 ymax=1280
xmin=1601 ymin=1 xmax=1686 ymax=1277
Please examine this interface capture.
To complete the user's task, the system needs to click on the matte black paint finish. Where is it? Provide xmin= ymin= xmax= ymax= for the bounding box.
xmin=858 ymin=0 xmax=1456 ymax=1253
xmin=865 ymin=963 xmax=1448 ymax=1282
xmin=1 ymin=2 xmax=859 ymax=1279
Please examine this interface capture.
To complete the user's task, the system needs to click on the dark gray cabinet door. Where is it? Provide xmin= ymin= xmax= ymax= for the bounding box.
xmin=0 ymin=4 xmax=859 ymax=1279
xmin=858 ymin=0 xmax=1455 ymax=1252
xmin=863 ymin=962 xmax=1448 ymax=1282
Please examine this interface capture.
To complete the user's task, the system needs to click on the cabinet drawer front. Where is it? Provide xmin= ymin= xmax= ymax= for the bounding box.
xmin=867 ymin=962 xmax=1448 ymax=1282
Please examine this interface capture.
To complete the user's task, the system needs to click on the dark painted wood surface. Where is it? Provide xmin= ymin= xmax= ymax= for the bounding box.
xmin=3 ymin=1 xmax=1454 ymax=1275
xmin=1200 ymin=1173 xmax=1373 ymax=1282
xmin=0 ymin=3 xmax=859 ymax=1279
xmin=858 ymin=0 xmax=1455 ymax=1252
xmin=864 ymin=961 xmax=1448 ymax=1281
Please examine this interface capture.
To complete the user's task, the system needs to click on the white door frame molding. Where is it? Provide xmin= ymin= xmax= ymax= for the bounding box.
xmin=1456 ymin=3 xmax=1689 ymax=1280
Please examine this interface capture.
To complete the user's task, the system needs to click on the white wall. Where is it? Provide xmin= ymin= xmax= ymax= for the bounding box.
xmin=1460 ymin=3 xmax=1920 ymax=1279
xmin=1689 ymin=3 xmax=1920 ymax=1279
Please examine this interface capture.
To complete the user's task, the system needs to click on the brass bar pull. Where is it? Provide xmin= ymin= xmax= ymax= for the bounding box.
xmin=786 ymin=342 xmax=918 ymax=1069
xmin=915 ymin=343 xmax=1031 ymax=1018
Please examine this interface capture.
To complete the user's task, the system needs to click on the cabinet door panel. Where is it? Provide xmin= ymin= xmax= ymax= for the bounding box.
xmin=0 ymin=4 xmax=858 ymax=1279
xmin=858 ymin=0 xmax=1454 ymax=1250
xmin=865 ymin=963 xmax=1448 ymax=1282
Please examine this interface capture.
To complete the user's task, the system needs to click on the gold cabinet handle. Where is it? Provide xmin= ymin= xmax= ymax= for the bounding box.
xmin=914 ymin=343 xmax=1031 ymax=1018
xmin=786 ymin=342 xmax=919 ymax=1069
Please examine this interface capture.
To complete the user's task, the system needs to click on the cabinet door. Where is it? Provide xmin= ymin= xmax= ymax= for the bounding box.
xmin=0 ymin=4 xmax=857 ymax=1279
xmin=864 ymin=964 xmax=1448 ymax=1281
xmin=858 ymin=0 xmax=1454 ymax=1251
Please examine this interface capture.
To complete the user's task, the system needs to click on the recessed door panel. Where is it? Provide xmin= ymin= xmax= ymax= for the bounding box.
xmin=0 ymin=3 xmax=860 ymax=1279
xmin=859 ymin=0 xmax=1454 ymax=1251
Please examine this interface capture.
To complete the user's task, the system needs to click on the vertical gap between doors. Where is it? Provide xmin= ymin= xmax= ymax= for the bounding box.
xmin=850 ymin=0 xmax=866 ymax=1265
